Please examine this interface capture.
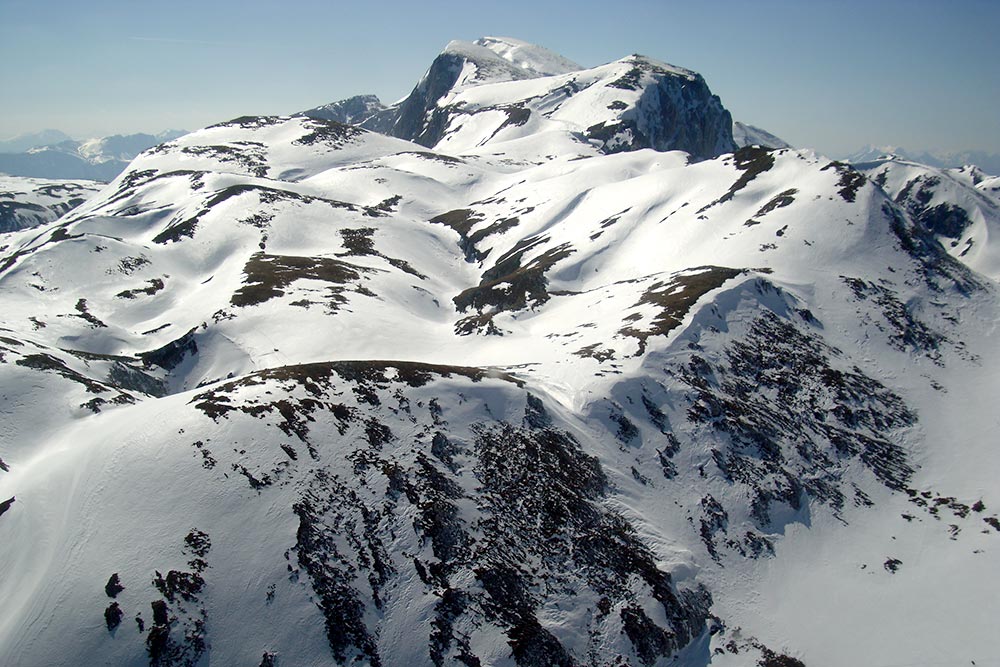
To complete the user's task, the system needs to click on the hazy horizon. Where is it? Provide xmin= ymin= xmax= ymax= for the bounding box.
xmin=2 ymin=0 xmax=998 ymax=156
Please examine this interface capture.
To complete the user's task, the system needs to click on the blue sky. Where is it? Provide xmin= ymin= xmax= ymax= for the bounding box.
xmin=1 ymin=0 xmax=997 ymax=155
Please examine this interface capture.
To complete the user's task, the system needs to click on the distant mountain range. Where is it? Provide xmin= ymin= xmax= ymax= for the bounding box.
xmin=0 ymin=129 xmax=75 ymax=154
xmin=845 ymin=145 xmax=1000 ymax=175
xmin=0 ymin=130 xmax=186 ymax=181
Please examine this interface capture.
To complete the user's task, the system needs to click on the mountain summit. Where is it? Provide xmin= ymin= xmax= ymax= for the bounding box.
xmin=469 ymin=36 xmax=583 ymax=77
xmin=0 ymin=37 xmax=997 ymax=667
xmin=346 ymin=39 xmax=736 ymax=160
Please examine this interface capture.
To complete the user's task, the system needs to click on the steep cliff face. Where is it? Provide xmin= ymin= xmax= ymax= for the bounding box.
xmin=354 ymin=41 xmax=735 ymax=161
xmin=380 ymin=49 xmax=495 ymax=145
xmin=580 ymin=56 xmax=736 ymax=158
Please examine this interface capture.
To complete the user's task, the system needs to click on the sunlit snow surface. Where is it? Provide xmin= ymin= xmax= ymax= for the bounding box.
xmin=0 ymin=175 xmax=103 ymax=232
xmin=1 ymin=44 xmax=999 ymax=667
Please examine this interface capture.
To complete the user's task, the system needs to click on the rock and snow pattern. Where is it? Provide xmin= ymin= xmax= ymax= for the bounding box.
xmin=855 ymin=156 xmax=1000 ymax=279
xmin=0 ymin=38 xmax=998 ymax=667
xmin=358 ymin=40 xmax=735 ymax=161
xmin=302 ymin=95 xmax=387 ymax=126
xmin=0 ymin=175 xmax=103 ymax=232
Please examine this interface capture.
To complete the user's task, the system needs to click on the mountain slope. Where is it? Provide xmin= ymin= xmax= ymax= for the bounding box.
xmin=0 ymin=38 xmax=998 ymax=667
xmin=732 ymin=121 xmax=791 ymax=150
xmin=0 ymin=175 xmax=103 ymax=232
xmin=856 ymin=156 xmax=1000 ymax=279
xmin=301 ymin=94 xmax=386 ymax=125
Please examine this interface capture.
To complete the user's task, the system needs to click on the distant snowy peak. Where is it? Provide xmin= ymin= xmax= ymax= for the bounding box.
xmin=847 ymin=145 xmax=944 ymax=168
xmin=847 ymin=145 xmax=1000 ymax=176
xmin=0 ymin=129 xmax=74 ymax=154
xmin=355 ymin=40 xmax=735 ymax=160
xmin=733 ymin=121 xmax=792 ymax=150
xmin=388 ymin=37 xmax=583 ymax=123
xmin=77 ymin=130 xmax=187 ymax=163
xmin=357 ymin=38 xmax=554 ymax=144
xmin=436 ymin=52 xmax=735 ymax=159
xmin=472 ymin=36 xmax=582 ymax=77
xmin=438 ymin=40 xmax=538 ymax=88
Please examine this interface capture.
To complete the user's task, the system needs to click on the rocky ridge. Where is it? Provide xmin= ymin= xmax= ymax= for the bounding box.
xmin=0 ymin=37 xmax=998 ymax=667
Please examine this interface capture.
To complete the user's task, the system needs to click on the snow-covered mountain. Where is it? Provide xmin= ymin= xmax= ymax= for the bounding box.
xmin=76 ymin=132 xmax=188 ymax=162
xmin=846 ymin=145 xmax=1000 ymax=176
xmin=0 ymin=129 xmax=74 ymax=154
xmin=0 ymin=175 xmax=104 ymax=233
xmin=855 ymin=156 xmax=1000 ymax=279
xmin=732 ymin=121 xmax=791 ymax=150
xmin=302 ymin=94 xmax=387 ymax=126
xmin=357 ymin=36 xmax=735 ymax=160
xmin=0 ymin=38 xmax=998 ymax=667
xmin=0 ymin=130 xmax=186 ymax=181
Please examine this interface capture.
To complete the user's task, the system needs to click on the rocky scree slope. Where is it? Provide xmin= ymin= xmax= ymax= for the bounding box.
xmin=0 ymin=38 xmax=998 ymax=667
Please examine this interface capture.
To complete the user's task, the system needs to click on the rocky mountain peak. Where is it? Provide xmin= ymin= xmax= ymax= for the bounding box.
xmin=1 ymin=34 xmax=997 ymax=667
xmin=351 ymin=37 xmax=736 ymax=160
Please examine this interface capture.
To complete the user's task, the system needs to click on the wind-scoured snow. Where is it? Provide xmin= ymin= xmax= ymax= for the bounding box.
xmin=0 ymin=175 xmax=103 ymax=232
xmin=1 ymin=37 xmax=998 ymax=667
xmin=856 ymin=155 xmax=1000 ymax=279
xmin=473 ymin=36 xmax=583 ymax=77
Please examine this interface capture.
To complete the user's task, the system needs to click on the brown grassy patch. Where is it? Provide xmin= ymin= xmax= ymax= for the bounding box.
xmin=231 ymin=252 xmax=374 ymax=307
xmin=619 ymin=267 xmax=742 ymax=353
